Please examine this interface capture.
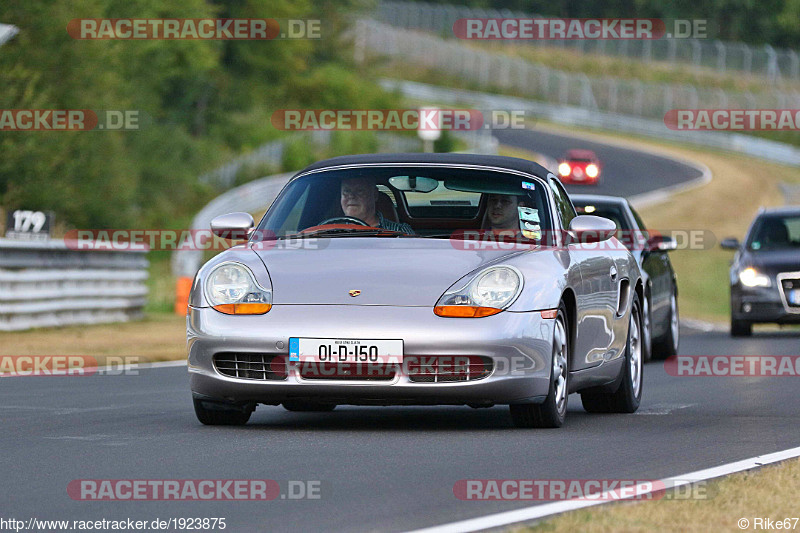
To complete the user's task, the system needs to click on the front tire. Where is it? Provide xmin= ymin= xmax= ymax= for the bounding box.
xmin=510 ymin=302 xmax=569 ymax=428
xmin=193 ymin=398 xmax=253 ymax=426
xmin=581 ymin=292 xmax=643 ymax=414
xmin=652 ymin=290 xmax=679 ymax=359
xmin=731 ymin=318 xmax=752 ymax=337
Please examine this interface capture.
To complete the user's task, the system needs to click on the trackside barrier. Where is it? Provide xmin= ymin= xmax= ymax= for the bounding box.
xmin=0 ymin=238 xmax=149 ymax=331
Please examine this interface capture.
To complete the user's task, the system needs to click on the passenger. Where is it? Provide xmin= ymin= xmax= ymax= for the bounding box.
xmin=485 ymin=194 xmax=523 ymax=231
xmin=484 ymin=193 xmax=541 ymax=241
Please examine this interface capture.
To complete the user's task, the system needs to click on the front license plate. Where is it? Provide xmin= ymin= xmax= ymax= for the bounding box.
xmin=789 ymin=289 xmax=800 ymax=305
xmin=289 ymin=338 xmax=403 ymax=364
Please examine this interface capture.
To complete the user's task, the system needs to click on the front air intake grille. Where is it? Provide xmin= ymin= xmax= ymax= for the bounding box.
xmin=213 ymin=353 xmax=287 ymax=380
xmin=407 ymin=356 xmax=493 ymax=383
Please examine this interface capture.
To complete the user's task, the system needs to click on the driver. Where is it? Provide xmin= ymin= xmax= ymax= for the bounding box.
xmin=340 ymin=177 xmax=414 ymax=234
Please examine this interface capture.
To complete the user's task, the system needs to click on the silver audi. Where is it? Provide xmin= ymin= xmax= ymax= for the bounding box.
xmin=187 ymin=153 xmax=644 ymax=428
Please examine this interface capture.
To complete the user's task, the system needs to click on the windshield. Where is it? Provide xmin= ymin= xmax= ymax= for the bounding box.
xmin=254 ymin=166 xmax=552 ymax=241
xmin=573 ymin=201 xmax=646 ymax=251
xmin=747 ymin=214 xmax=800 ymax=251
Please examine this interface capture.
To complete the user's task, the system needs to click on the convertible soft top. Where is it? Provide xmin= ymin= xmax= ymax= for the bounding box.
xmin=299 ymin=153 xmax=552 ymax=179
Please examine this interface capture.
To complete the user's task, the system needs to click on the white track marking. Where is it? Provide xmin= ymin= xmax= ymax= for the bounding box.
xmin=406 ymin=445 xmax=800 ymax=533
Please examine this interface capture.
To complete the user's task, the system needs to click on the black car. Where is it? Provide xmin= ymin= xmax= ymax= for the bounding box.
xmin=572 ymin=194 xmax=679 ymax=361
xmin=720 ymin=206 xmax=800 ymax=336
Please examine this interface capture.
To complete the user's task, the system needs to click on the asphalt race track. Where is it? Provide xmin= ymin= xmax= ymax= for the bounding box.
xmin=493 ymin=128 xmax=704 ymax=197
xmin=2 ymin=128 xmax=797 ymax=532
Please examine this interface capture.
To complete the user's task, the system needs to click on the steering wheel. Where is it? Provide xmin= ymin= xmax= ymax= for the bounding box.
xmin=318 ymin=216 xmax=370 ymax=226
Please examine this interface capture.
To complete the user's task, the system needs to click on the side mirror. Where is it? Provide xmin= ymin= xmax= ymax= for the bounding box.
xmin=210 ymin=212 xmax=254 ymax=240
xmin=647 ymin=235 xmax=678 ymax=252
xmin=720 ymin=237 xmax=740 ymax=250
xmin=569 ymin=215 xmax=616 ymax=243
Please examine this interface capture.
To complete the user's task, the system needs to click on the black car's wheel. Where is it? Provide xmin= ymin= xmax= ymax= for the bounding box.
xmin=652 ymin=290 xmax=679 ymax=360
xmin=283 ymin=401 xmax=337 ymax=412
xmin=193 ymin=398 xmax=253 ymax=426
xmin=510 ymin=302 xmax=569 ymax=429
xmin=730 ymin=318 xmax=752 ymax=337
xmin=581 ymin=291 xmax=643 ymax=414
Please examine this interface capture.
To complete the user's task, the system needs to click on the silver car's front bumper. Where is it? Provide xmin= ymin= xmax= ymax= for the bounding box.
xmin=187 ymin=305 xmax=556 ymax=406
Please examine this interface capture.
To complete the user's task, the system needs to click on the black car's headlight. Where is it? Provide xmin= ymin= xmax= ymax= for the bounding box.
xmin=204 ymin=262 xmax=272 ymax=315
xmin=738 ymin=267 xmax=771 ymax=288
xmin=435 ymin=266 xmax=523 ymax=318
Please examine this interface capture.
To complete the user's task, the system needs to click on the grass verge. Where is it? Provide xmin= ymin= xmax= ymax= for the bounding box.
xmin=0 ymin=312 xmax=186 ymax=366
xmin=519 ymin=458 xmax=800 ymax=533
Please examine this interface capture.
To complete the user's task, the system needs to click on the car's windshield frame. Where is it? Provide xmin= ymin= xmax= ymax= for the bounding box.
xmin=251 ymin=162 xmax=558 ymax=242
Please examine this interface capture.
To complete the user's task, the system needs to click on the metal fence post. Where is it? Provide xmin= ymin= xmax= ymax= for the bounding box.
xmin=789 ymin=50 xmax=800 ymax=80
xmin=715 ymin=40 xmax=726 ymax=72
xmin=692 ymin=40 xmax=701 ymax=66
xmin=765 ymin=44 xmax=779 ymax=82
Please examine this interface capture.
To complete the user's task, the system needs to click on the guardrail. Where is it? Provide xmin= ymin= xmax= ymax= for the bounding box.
xmin=0 ymin=239 xmax=149 ymax=331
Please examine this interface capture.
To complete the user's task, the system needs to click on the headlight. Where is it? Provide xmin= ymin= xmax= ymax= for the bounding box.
xmin=739 ymin=267 xmax=771 ymax=288
xmin=204 ymin=262 xmax=272 ymax=314
xmin=585 ymin=164 xmax=599 ymax=178
xmin=435 ymin=266 xmax=522 ymax=318
xmin=558 ymin=163 xmax=571 ymax=176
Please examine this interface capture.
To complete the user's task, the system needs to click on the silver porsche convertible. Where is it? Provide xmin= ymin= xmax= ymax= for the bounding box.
xmin=187 ymin=153 xmax=644 ymax=428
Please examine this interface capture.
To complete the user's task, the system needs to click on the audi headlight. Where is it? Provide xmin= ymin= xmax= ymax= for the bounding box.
xmin=586 ymin=164 xmax=599 ymax=178
xmin=435 ymin=266 xmax=522 ymax=317
xmin=204 ymin=262 xmax=272 ymax=314
xmin=558 ymin=163 xmax=571 ymax=177
xmin=739 ymin=267 xmax=771 ymax=288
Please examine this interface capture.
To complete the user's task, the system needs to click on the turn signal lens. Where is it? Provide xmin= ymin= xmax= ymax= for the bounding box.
xmin=213 ymin=303 xmax=272 ymax=315
xmin=434 ymin=306 xmax=501 ymax=318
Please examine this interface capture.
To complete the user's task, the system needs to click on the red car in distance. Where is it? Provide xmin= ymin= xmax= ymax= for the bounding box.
xmin=558 ymin=149 xmax=602 ymax=185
